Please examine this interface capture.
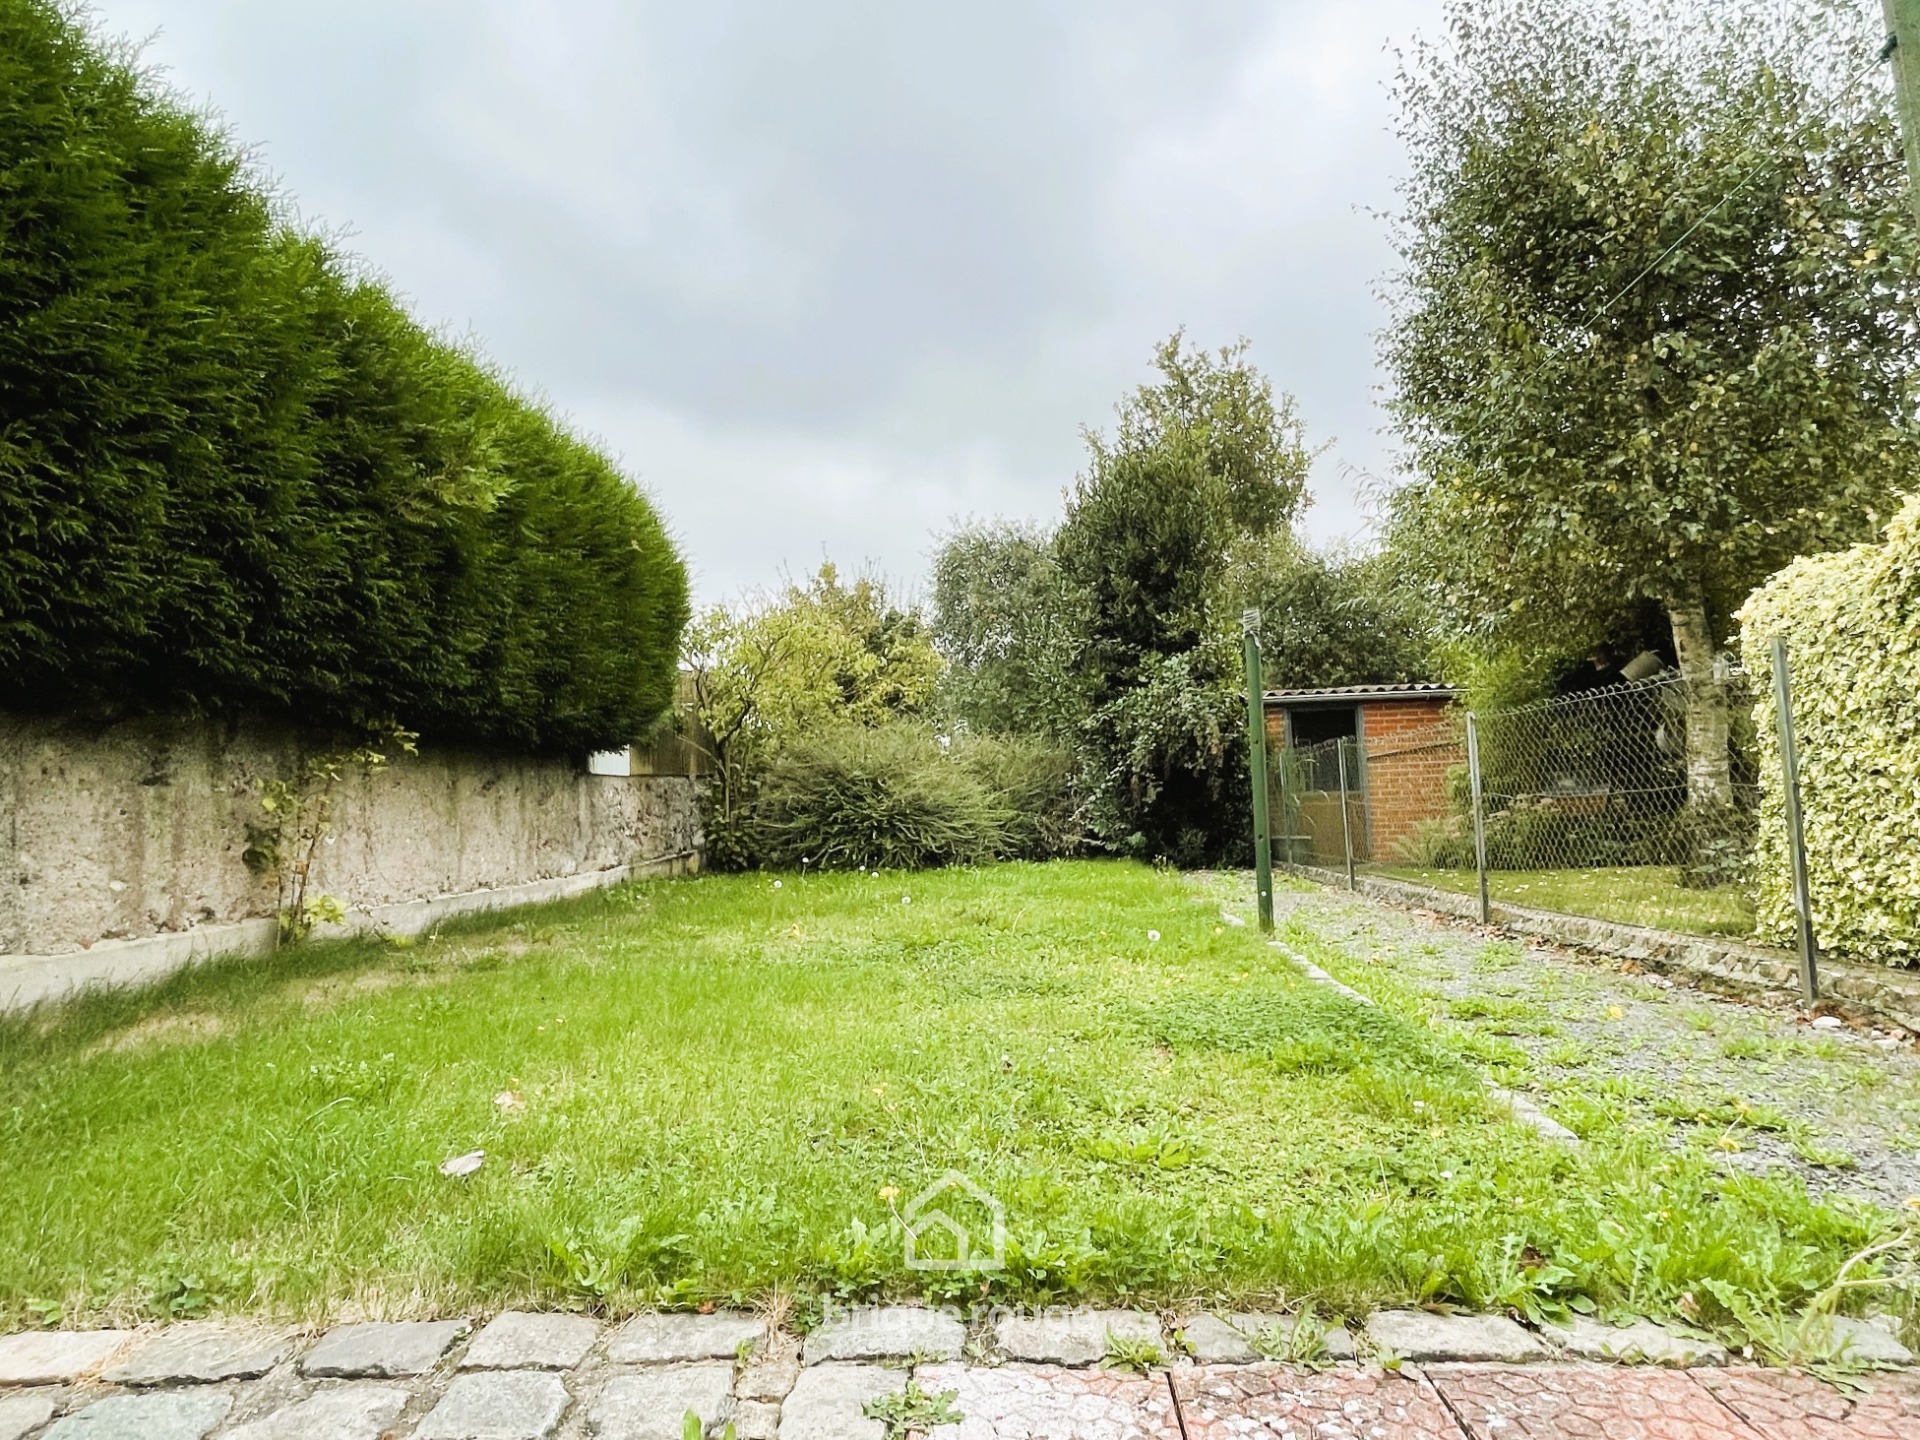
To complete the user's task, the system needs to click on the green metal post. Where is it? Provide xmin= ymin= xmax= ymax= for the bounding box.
xmin=1243 ymin=610 xmax=1274 ymax=933
xmin=1883 ymin=1 xmax=1920 ymax=228
xmin=1466 ymin=713 xmax=1491 ymax=926
xmin=1770 ymin=638 xmax=1820 ymax=1003
xmin=1336 ymin=736 xmax=1357 ymax=891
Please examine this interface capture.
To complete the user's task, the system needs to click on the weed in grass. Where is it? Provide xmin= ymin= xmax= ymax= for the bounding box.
xmin=1102 ymin=1332 xmax=1166 ymax=1372
xmin=863 ymin=1381 xmax=963 ymax=1436
xmin=1720 ymin=1034 xmax=1768 ymax=1061
xmin=1794 ymin=1142 xmax=1859 ymax=1170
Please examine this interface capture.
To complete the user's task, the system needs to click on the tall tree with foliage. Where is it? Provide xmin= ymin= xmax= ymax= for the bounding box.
xmin=1057 ymin=334 xmax=1312 ymax=862
xmin=1384 ymin=0 xmax=1920 ymax=818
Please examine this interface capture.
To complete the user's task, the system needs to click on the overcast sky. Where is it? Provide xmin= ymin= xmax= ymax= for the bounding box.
xmin=88 ymin=0 xmax=1446 ymax=602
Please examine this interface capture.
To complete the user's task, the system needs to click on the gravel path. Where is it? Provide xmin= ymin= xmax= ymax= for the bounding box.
xmin=1211 ymin=874 xmax=1920 ymax=1213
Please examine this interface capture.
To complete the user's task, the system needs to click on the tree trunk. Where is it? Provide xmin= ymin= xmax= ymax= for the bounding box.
xmin=1667 ymin=589 xmax=1733 ymax=812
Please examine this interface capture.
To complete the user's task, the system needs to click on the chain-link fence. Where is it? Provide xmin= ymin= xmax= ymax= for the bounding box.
xmin=1272 ymin=673 xmax=1768 ymax=941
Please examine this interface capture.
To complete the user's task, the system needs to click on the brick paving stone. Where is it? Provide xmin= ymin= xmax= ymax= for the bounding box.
xmin=1366 ymin=1311 xmax=1550 ymax=1363
xmin=221 ymin=1385 xmax=410 ymax=1440
xmin=300 ymin=1319 xmax=468 ymax=1378
xmin=101 ymin=1323 xmax=292 ymax=1386
xmin=415 ymin=1370 xmax=570 ymax=1440
xmin=1429 ymin=1364 xmax=1760 ymax=1439
xmin=43 ymin=1391 xmax=233 ymax=1440
xmin=775 ymin=1363 xmax=896 ymax=1440
xmin=1173 ymin=1363 xmax=1466 ymax=1440
xmin=802 ymin=1308 xmax=965 ymax=1365
xmin=915 ymin=1361 xmax=1182 ymax=1440
xmin=462 ymin=1312 xmax=602 ymax=1371
xmin=0 ymin=1394 xmax=55 ymax=1440
xmin=991 ymin=1310 xmax=1163 ymax=1367
xmin=1548 ymin=1316 xmax=1728 ymax=1368
xmin=606 ymin=1313 xmax=765 ymax=1366
xmin=0 ymin=1332 xmax=135 ymax=1386
xmin=1178 ymin=1313 xmax=1356 ymax=1365
xmin=586 ymin=1362 xmax=736 ymax=1440
xmin=1694 ymin=1366 xmax=1920 ymax=1440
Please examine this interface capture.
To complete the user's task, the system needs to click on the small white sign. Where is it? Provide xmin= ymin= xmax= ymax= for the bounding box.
xmin=587 ymin=748 xmax=633 ymax=777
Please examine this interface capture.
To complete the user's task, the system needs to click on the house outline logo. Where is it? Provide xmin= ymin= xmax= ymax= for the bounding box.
xmin=902 ymin=1171 xmax=1006 ymax=1271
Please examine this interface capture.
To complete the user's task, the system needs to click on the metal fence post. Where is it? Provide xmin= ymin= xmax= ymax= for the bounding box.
xmin=1242 ymin=611 xmax=1274 ymax=933
xmin=1466 ymin=712 xmax=1491 ymax=925
xmin=1336 ymin=736 xmax=1357 ymax=891
xmin=1769 ymin=637 xmax=1819 ymax=1003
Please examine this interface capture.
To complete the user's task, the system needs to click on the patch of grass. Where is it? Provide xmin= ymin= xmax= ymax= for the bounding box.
xmin=1373 ymin=865 xmax=1755 ymax=938
xmin=0 ymin=863 xmax=1895 ymax=1336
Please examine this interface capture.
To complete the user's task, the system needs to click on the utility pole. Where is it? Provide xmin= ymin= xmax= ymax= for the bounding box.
xmin=1883 ymin=1 xmax=1920 ymax=225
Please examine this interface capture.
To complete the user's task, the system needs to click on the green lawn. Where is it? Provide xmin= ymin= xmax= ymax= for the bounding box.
xmin=1374 ymin=864 xmax=1756 ymax=937
xmin=0 ymin=862 xmax=1879 ymax=1332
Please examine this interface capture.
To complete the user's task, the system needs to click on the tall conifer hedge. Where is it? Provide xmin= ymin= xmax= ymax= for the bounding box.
xmin=0 ymin=0 xmax=688 ymax=751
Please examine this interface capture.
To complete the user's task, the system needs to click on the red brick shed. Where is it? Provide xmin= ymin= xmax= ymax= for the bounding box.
xmin=1264 ymin=683 xmax=1461 ymax=860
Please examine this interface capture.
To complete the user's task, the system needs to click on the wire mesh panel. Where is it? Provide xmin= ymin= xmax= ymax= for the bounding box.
xmin=1269 ymin=675 xmax=1764 ymax=941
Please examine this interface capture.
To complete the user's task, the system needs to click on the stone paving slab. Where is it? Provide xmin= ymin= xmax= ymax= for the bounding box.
xmin=737 ymin=1343 xmax=801 ymax=1403
xmin=301 ymin=1319 xmax=468 ymax=1378
xmin=1549 ymin=1316 xmax=1728 ymax=1368
xmin=101 ymin=1324 xmax=292 ymax=1386
xmin=1694 ymin=1366 xmax=1920 ymax=1440
xmin=1431 ymin=1364 xmax=1758 ymax=1438
xmin=916 ymin=1362 xmax=1182 ymax=1440
xmin=464 ymin=1312 xmax=602 ymax=1371
xmin=1172 ymin=1362 xmax=1465 ymax=1440
xmin=802 ymin=1308 xmax=965 ymax=1365
xmin=44 ymin=1390 xmax=233 ymax=1440
xmin=0 ymin=1332 xmax=134 ymax=1387
xmin=1366 ymin=1311 xmax=1551 ymax=1363
xmin=991 ymin=1310 xmax=1162 ymax=1367
xmin=218 ymin=1384 xmax=411 ymax=1440
xmin=0 ymin=1394 xmax=55 ymax=1440
xmin=731 ymin=1398 xmax=781 ymax=1440
xmin=586 ymin=1362 xmax=736 ymax=1440
xmin=416 ymin=1370 xmax=571 ymax=1439
xmin=1801 ymin=1317 xmax=1915 ymax=1369
xmin=776 ymin=1363 xmax=897 ymax=1440
xmin=606 ymin=1313 xmax=764 ymax=1366
xmin=1178 ymin=1312 xmax=1356 ymax=1365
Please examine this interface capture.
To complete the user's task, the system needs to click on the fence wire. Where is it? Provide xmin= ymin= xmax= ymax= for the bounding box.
xmin=1271 ymin=674 xmax=1764 ymax=940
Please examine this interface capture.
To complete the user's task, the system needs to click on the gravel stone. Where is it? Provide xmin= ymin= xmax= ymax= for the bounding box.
xmin=802 ymin=1308 xmax=965 ymax=1365
xmin=1179 ymin=1313 xmax=1355 ymax=1365
xmin=0 ymin=1332 xmax=135 ymax=1386
xmin=586 ymin=1363 xmax=735 ymax=1440
xmin=775 ymin=1364 xmax=895 ymax=1440
xmin=606 ymin=1313 xmax=764 ymax=1365
xmin=1549 ymin=1316 xmax=1726 ymax=1367
xmin=1365 ymin=1311 xmax=1549 ymax=1363
xmin=462 ymin=1312 xmax=601 ymax=1371
xmin=992 ymin=1310 xmax=1163 ymax=1367
xmin=300 ymin=1319 xmax=467 ymax=1378
xmin=219 ymin=1386 xmax=411 ymax=1440
xmin=414 ymin=1370 xmax=570 ymax=1440
xmin=0 ymin=1394 xmax=56 ymax=1440
xmin=102 ymin=1324 xmax=292 ymax=1386
xmin=44 ymin=1391 xmax=232 ymax=1440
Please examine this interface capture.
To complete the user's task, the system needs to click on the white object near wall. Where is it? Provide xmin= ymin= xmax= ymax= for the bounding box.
xmin=587 ymin=748 xmax=634 ymax=777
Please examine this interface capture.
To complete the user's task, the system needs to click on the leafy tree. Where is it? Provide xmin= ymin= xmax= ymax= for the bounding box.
xmin=1057 ymin=334 xmax=1312 ymax=861
xmin=1383 ymin=0 xmax=1920 ymax=817
xmin=684 ymin=564 xmax=943 ymax=866
xmin=929 ymin=520 xmax=1088 ymax=738
xmin=1225 ymin=537 xmax=1433 ymax=693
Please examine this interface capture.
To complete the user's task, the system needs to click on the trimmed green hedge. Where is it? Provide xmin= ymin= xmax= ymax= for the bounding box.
xmin=1738 ymin=495 xmax=1920 ymax=967
xmin=0 ymin=0 xmax=687 ymax=750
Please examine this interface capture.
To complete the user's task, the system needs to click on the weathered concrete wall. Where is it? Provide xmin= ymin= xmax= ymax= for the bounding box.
xmin=0 ymin=714 xmax=701 ymax=999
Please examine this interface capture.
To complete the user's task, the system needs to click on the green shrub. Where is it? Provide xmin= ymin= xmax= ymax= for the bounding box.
xmin=1738 ymin=495 xmax=1920 ymax=966
xmin=753 ymin=727 xmax=1009 ymax=871
xmin=0 ymin=0 xmax=687 ymax=750
xmin=951 ymin=732 xmax=1082 ymax=860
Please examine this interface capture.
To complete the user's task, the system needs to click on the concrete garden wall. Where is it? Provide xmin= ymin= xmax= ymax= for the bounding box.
xmin=0 ymin=713 xmax=703 ymax=1009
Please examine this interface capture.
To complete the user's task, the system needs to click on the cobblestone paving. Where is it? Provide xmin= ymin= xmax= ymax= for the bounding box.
xmin=1 ymin=1310 xmax=1915 ymax=1439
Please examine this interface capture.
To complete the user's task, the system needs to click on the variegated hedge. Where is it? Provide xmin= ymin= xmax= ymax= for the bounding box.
xmin=1738 ymin=495 xmax=1920 ymax=967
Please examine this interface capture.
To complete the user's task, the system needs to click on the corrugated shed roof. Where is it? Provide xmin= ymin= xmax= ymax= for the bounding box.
xmin=1262 ymin=682 xmax=1458 ymax=705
